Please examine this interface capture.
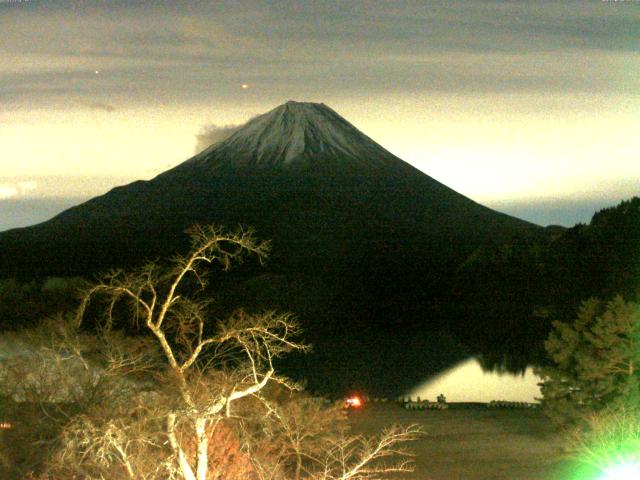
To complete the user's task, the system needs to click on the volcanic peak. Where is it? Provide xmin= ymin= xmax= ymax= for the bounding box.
xmin=185 ymin=101 xmax=400 ymax=170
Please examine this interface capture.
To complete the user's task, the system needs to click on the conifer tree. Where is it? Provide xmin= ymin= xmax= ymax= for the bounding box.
xmin=537 ymin=296 xmax=640 ymax=427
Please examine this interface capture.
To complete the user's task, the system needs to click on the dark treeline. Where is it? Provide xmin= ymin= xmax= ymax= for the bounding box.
xmin=0 ymin=277 xmax=84 ymax=331
xmin=452 ymin=196 xmax=640 ymax=372
xmin=0 ymin=197 xmax=637 ymax=396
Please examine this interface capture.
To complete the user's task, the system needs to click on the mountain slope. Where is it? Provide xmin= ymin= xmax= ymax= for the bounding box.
xmin=0 ymin=101 xmax=536 ymax=274
xmin=181 ymin=101 xmax=399 ymax=169
xmin=0 ymin=101 xmax=543 ymax=395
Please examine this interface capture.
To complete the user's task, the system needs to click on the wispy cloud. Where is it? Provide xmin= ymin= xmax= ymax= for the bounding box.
xmin=2 ymin=0 xmax=637 ymax=108
xmin=194 ymin=118 xmax=256 ymax=153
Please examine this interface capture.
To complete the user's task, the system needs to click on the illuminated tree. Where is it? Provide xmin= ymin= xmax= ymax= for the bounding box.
xmin=241 ymin=392 xmax=349 ymax=480
xmin=0 ymin=225 xmax=419 ymax=480
xmin=537 ymin=296 xmax=640 ymax=428
xmin=68 ymin=225 xmax=307 ymax=480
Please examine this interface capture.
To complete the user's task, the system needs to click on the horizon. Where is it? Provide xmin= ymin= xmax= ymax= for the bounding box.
xmin=0 ymin=170 xmax=633 ymax=233
xmin=1 ymin=1 xmax=638 ymax=231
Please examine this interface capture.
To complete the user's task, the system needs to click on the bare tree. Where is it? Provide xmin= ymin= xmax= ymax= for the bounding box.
xmin=275 ymin=396 xmax=348 ymax=480
xmin=314 ymin=424 xmax=422 ymax=480
xmin=240 ymin=392 xmax=421 ymax=480
xmin=73 ymin=225 xmax=307 ymax=480
xmin=237 ymin=391 xmax=349 ymax=480
xmin=3 ymin=225 xmax=421 ymax=480
xmin=0 ymin=316 xmax=149 ymax=479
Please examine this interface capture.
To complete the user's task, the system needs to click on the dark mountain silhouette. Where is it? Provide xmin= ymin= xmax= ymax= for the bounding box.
xmin=452 ymin=196 xmax=640 ymax=373
xmin=0 ymin=101 xmax=546 ymax=395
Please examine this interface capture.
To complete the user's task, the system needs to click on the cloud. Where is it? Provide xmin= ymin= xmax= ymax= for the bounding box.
xmin=3 ymin=1 xmax=638 ymax=109
xmin=0 ymin=186 xmax=18 ymax=200
xmin=194 ymin=118 xmax=256 ymax=153
xmin=0 ymin=181 xmax=38 ymax=200
xmin=18 ymin=181 xmax=37 ymax=194
xmin=88 ymin=102 xmax=116 ymax=113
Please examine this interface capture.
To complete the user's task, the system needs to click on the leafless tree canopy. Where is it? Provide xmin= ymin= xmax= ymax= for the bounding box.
xmin=2 ymin=225 xmax=420 ymax=480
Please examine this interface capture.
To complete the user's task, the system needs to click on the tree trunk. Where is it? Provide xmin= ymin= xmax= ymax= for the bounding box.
xmin=295 ymin=448 xmax=302 ymax=480
xmin=168 ymin=413 xmax=197 ymax=480
xmin=195 ymin=417 xmax=209 ymax=480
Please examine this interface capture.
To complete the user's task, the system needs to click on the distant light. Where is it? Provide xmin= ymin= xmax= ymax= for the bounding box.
xmin=0 ymin=186 xmax=18 ymax=200
xmin=601 ymin=462 xmax=640 ymax=480
xmin=345 ymin=396 xmax=362 ymax=408
xmin=95 ymin=70 xmax=100 ymax=75
xmin=241 ymin=84 xmax=249 ymax=89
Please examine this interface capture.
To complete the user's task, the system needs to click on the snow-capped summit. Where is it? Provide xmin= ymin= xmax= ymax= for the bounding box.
xmin=184 ymin=101 xmax=400 ymax=170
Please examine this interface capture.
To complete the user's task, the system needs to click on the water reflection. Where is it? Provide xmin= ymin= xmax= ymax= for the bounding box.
xmin=406 ymin=357 xmax=542 ymax=403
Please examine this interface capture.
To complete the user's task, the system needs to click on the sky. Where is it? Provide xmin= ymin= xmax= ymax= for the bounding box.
xmin=1 ymin=0 xmax=638 ymax=231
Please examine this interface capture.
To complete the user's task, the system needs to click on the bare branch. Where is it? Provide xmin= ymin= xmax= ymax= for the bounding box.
xmin=318 ymin=424 xmax=423 ymax=480
xmin=25 ymin=225 xmax=417 ymax=480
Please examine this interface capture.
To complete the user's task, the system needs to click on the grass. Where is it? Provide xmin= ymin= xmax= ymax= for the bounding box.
xmin=348 ymin=403 xmax=569 ymax=480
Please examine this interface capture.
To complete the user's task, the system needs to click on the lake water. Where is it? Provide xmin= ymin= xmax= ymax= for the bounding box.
xmin=406 ymin=357 xmax=542 ymax=403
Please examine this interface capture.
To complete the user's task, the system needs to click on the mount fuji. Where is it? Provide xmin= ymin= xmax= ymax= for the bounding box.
xmin=0 ymin=101 xmax=545 ymax=394
xmin=183 ymin=101 xmax=399 ymax=169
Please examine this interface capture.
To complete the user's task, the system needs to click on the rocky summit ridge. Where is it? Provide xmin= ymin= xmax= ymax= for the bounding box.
xmin=176 ymin=101 xmax=400 ymax=171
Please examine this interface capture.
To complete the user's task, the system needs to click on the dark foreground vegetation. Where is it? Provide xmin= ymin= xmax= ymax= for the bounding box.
xmin=0 ymin=197 xmax=638 ymax=478
xmin=0 ymin=226 xmax=421 ymax=480
xmin=452 ymin=196 xmax=640 ymax=372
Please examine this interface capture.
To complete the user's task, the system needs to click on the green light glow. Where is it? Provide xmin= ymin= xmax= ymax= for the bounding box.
xmin=560 ymin=406 xmax=640 ymax=480
xmin=601 ymin=462 xmax=640 ymax=480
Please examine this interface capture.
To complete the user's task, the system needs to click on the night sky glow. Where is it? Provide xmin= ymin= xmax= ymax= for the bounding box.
xmin=1 ymin=0 xmax=638 ymax=231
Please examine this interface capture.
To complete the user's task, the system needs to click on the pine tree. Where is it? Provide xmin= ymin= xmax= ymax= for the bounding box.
xmin=537 ymin=296 xmax=640 ymax=428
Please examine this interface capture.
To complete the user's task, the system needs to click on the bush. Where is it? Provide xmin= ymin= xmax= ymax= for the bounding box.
xmin=567 ymin=405 xmax=640 ymax=477
xmin=0 ymin=277 xmax=82 ymax=330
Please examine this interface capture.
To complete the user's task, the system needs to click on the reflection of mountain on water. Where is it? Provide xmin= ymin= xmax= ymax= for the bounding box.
xmin=406 ymin=357 xmax=542 ymax=403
